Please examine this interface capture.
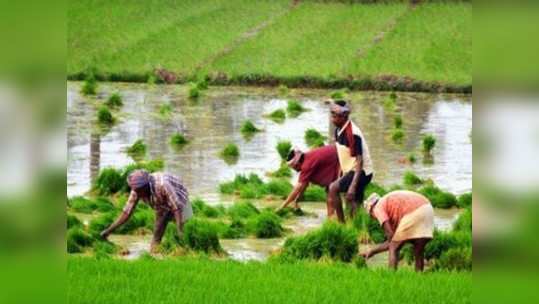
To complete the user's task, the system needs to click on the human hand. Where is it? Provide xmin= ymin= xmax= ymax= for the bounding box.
xmin=359 ymin=251 xmax=372 ymax=259
xmin=100 ymin=230 xmax=110 ymax=240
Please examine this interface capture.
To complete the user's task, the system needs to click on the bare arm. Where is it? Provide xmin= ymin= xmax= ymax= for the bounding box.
xmin=100 ymin=191 xmax=138 ymax=239
xmin=346 ymin=155 xmax=363 ymax=203
xmin=361 ymin=222 xmax=394 ymax=258
xmin=277 ymin=182 xmax=309 ymax=210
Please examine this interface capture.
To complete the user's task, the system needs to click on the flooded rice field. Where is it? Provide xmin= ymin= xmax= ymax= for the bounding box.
xmin=67 ymin=82 xmax=471 ymax=263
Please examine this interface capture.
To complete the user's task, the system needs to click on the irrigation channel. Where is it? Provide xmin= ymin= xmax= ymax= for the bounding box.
xmin=67 ymin=82 xmax=472 ymax=264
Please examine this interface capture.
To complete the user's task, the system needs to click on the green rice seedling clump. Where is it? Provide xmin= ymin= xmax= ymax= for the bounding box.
xmin=425 ymin=229 xmax=471 ymax=261
xmin=457 ymin=192 xmax=472 ymax=208
xmin=353 ymin=256 xmax=368 ymax=269
xmin=281 ymin=221 xmax=358 ymax=262
xmin=127 ymin=139 xmax=147 ymax=158
xmin=170 ymin=132 xmax=188 ymax=146
xmin=270 ymin=163 xmax=292 ymax=178
xmin=94 ymin=197 xmax=115 ymax=212
xmin=196 ymin=79 xmax=208 ymax=90
xmin=93 ymin=167 xmax=124 ymax=195
xmin=81 ymin=73 xmax=97 ymax=95
xmin=250 ymin=211 xmax=283 ymax=238
xmin=116 ymin=208 xmax=154 ymax=234
xmin=422 ymin=134 xmax=437 ymax=154
xmin=88 ymin=211 xmax=118 ymax=237
xmin=227 ymin=201 xmax=260 ymax=220
xmin=266 ymin=179 xmax=293 ymax=199
xmin=160 ymin=223 xmax=184 ymax=253
xmin=67 ymin=228 xmax=94 ymax=253
xmin=434 ymin=247 xmax=472 ymax=271
xmin=407 ymin=153 xmax=417 ymax=164
xmin=220 ymin=143 xmax=239 ymax=158
xmin=301 ymin=185 xmax=326 ymax=202
xmin=353 ymin=209 xmax=385 ymax=244
xmin=287 ymin=99 xmax=307 ymax=117
xmin=403 ymin=171 xmax=423 ymax=187
xmin=267 ymin=109 xmax=286 ymax=123
xmin=192 ymin=198 xmax=225 ymax=218
xmin=97 ymin=106 xmax=114 ymax=125
xmin=394 ymin=114 xmax=403 ymax=129
xmin=330 ymin=90 xmax=346 ymax=100
xmin=67 ymin=214 xmax=82 ymax=229
xmin=391 ymin=129 xmax=405 ymax=143
xmin=364 ymin=182 xmax=388 ymax=199
xmin=453 ymin=208 xmax=472 ymax=232
xmin=418 ymin=183 xmax=457 ymax=209
xmin=220 ymin=218 xmax=247 ymax=239
xmin=276 ymin=140 xmax=292 ymax=160
xmin=188 ymin=82 xmax=200 ymax=99
xmin=240 ymin=120 xmax=261 ymax=134
xmin=183 ymin=218 xmax=222 ymax=253
xmin=106 ymin=92 xmax=123 ymax=108
xmin=159 ymin=103 xmax=173 ymax=117
xmin=304 ymin=128 xmax=326 ymax=148
xmin=69 ymin=196 xmax=98 ymax=213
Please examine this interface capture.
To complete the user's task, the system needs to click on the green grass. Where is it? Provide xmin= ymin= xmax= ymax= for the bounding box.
xmin=346 ymin=3 xmax=472 ymax=85
xmin=207 ymin=2 xmax=406 ymax=77
xmin=68 ymin=257 xmax=471 ymax=304
xmin=68 ymin=0 xmax=289 ymax=76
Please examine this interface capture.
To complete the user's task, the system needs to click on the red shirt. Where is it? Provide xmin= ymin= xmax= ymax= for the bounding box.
xmin=298 ymin=145 xmax=340 ymax=187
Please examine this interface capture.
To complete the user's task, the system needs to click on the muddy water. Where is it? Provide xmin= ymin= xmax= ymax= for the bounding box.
xmin=67 ymin=82 xmax=471 ymax=262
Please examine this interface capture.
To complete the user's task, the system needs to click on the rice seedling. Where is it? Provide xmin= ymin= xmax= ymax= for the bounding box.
xmin=250 ymin=211 xmax=283 ymax=238
xmin=300 ymin=185 xmax=326 ymax=202
xmin=422 ymin=134 xmax=437 ymax=154
xmin=286 ymin=99 xmax=307 ymax=117
xmin=364 ymin=182 xmax=388 ymax=198
xmin=240 ymin=120 xmax=261 ymax=135
xmin=127 ymin=139 xmax=147 ymax=158
xmin=88 ymin=211 xmax=118 ymax=237
xmin=352 ymin=209 xmax=386 ymax=244
xmin=281 ymin=221 xmax=358 ymax=262
xmin=159 ymin=103 xmax=173 ymax=117
xmin=220 ymin=143 xmax=240 ymax=164
xmin=67 ymin=228 xmax=94 ymax=253
xmin=183 ymin=218 xmax=222 ymax=254
xmin=93 ymin=167 xmax=124 ymax=196
xmin=192 ymin=198 xmax=225 ymax=218
xmin=227 ymin=201 xmax=260 ymax=220
xmin=394 ymin=114 xmax=403 ymax=129
xmin=276 ymin=140 xmax=292 ymax=160
xmin=453 ymin=207 xmax=472 ymax=232
xmin=160 ymin=223 xmax=184 ymax=253
xmin=407 ymin=153 xmax=417 ymax=164
xmin=81 ymin=73 xmax=97 ymax=95
xmin=170 ymin=132 xmax=189 ymax=147
xmin=330 ymin=90 xmax=346 ymax=100
xmin=97 ymin=106 xmax=114 ymax=125
xmin=457 ymin=192 xmax=472 ymax=208
xmin=67 ymin=214 xmax=83 ymax=229
xmin=266 ymin=179 xmax=293 ymax=199
xmin=68 ymin=256 xmax=472 ymax=303
xmin=304 ymin=128 xmax=326 ymax=148
xmin=391 ymin=129 xmax=405 ymax=143
xmin=402 ymin=171 xmax=423 ymax=188
xmin=266 ymin=109 xmax=286 ymax=123
xmin=353 ymin=256 xmax=367 ymax=269
xmin=418 ymin=183 xmax=458 ymax=209
xmin=188 ymin=83 xmax=200 ymax=99
xmin=106 ymin=92 xmax=123 ymax=108
xmin=434 ymin=247 xmax=472 ymax=271
xmin=196 ymin=79 xmax=208 ymax=90
xmin=69 ymin=196 xmax=98 ymax=214
xmin=269 ymin=162 xmax=292 ymax=178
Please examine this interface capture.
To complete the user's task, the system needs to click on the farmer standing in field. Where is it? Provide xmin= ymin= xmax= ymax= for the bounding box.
xmin=360 ymin=190 xmax=434 ymax=271
xmin=327 ymin=100 xmax=374 ymax=222
xmin=276 ymin=145 xmax=340 ymax=216
xmin=100 ymin=170 xmax=192 ymax=252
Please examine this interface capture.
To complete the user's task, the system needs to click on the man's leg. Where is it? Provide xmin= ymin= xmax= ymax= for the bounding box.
xmin=351 ymin=172 xmax=372 ymax=219
xmin=328 ymin=181 xmax=344 ymax=222
xmin=388 ymin=241 xmax=404 ymax=270
xmin=151 ymin=211 xmax=170 ymax=252
xmin=413 ymin=238 xmax=430 ymax=272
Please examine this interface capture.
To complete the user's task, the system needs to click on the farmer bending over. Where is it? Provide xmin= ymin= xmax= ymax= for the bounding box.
xmin=360 ymin=191 xmax=434 ymax=271
xmin=328 ymin=100 xmax=374 ymax=222
xmin=276 ymin=145 xmax=340 ymax=216
xmin=100 ymin=170 xmax=193 ymax=252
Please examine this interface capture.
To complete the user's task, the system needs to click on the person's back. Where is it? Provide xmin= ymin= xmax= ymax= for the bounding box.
xmin=373 ymin=190 xmax=430 ymax=231
xmin=299 ymin=145 xmax=340 ymax=187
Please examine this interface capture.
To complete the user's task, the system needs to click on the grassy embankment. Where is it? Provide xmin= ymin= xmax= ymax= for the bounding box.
xmin=68 ymin=257 xmax=471 ymax=304
xmin=67 ymin=1 xmax=471 ymax=92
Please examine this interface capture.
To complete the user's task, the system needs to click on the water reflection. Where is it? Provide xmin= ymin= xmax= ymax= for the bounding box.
xmin=67 ymin=83 xmax=472 ymax=201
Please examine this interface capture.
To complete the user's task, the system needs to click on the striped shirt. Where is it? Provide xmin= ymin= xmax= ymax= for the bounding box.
xmin=334 ymin=120 xmax=374 ymax=175
xmin=123 ymin=172 xmax=189 ymax=214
